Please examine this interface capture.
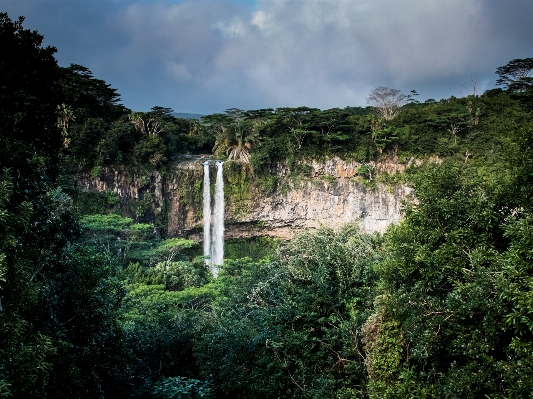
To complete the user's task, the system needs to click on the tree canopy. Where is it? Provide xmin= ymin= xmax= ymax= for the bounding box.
xmin=496 ymin=57 xmax=533 ymax=93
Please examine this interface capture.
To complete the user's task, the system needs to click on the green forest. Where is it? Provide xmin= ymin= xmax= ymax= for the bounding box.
xmin=2 ymin=12 xmax=533 ymax=398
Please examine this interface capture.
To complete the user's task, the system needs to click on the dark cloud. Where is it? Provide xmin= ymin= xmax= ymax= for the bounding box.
xmin=1 ymin=0 xmax=531 ymax=113
xmin=1 ymin=1 xmax=127 ymax=66
xmin=479 ymin=0 xmax=533 ymax=59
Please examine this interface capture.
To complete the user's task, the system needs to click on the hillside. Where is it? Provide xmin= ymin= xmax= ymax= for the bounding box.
xmin=4 ymin=12 xmax=533 ymax=398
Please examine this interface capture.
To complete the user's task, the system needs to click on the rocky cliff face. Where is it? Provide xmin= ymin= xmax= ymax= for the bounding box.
xmin=79 ymin=158 xmax=411 ymax=240
xmin=175 ymin=158 xmax=411 ymax=240
xmin=78 ymin=167 xmax=164 ymax=220
xmin=219 ymin=179 xmax=410 ymax=240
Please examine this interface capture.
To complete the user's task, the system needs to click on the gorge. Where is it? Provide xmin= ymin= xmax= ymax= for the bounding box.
xmin=77 ymin=157 xmax=411 ymax=243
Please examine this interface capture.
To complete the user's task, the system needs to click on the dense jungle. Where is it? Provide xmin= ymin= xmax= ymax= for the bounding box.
xmin=2 ymin=12 xmax=533 ymax=398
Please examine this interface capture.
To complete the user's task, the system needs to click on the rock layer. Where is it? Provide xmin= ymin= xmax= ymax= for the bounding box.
xmin=221 ymin=179 xmax=411 ymax=239
xmin=79 ymin=158 xmax=411 ymax=240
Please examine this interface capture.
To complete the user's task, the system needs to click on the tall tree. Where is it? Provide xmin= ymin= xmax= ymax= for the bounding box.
xmin=496 ymin=58 xmax=533 ymax=93
xmin=275 ymin=107 xmax=318 ymax=150
xmin=58 ymin=64 xmax=127 ymax=121
xmin=0 ymin=14 xmax=131 ymax=398
xmin=0 ymin=12 xmax=64 ymax=396
xmin=426 ymin=100 xmax=470 ymax=145
xmin=367 ymin=87 xmax=408 ymax=121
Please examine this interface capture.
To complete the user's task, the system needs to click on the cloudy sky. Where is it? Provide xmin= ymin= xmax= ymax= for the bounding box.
xmin=1 ymin=0 xmax=532 ymax=114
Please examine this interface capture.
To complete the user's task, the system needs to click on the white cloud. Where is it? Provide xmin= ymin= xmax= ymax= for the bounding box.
xmin=216 ymin=17 xmax=247 ymax=38
xmin=251 ymin=11 xmax=270 ymax=31
xmin=168 ymin=62 xmax=192 ymax=81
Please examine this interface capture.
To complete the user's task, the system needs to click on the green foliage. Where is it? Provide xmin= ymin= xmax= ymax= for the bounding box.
xmin=363 ymin=312 xmax=404 ymax=385
xmin=0 ymin=13 xmax=76 ymax=397
xmin=196 ymin=89 xmax=526 ymax=186
xmin=157 ymin=237 xmax=197 ymax=253
xmin=173 ymin=168 xmax=204 ymax=215
xmin=79 ymin=213 xmax=197 ymax=268
xmin=120 ymin=279 xmax=215 ymax=398
xmin=80 ymin=213 xmax=136 ymax=232
xmin=224 ymin=161 xmax=253 ymax=215
xmin=72 ymin=189 xmax=121 ymax=215
xmin=130 ymin=190 xmax=156 ymax=220
xmin=320 ymin=174 xmax=337 ymax=185
xmin=209 ymin=108 xmax=262 ymax=163
xmin=496 ymin=58 xmax=533 ymax=93
xmin=376 ymin=170 xmax=410 ymax=187
xmin=366 ymin=161 xmax=533 ymax=397
xmin=121 ymin=258 xmax=209 ymax=291
xmin=153 ymin=376 xmax=214 ymax=399
xmin=63 ymin=102 xmax=213 ymax=176
xmin=256 ymin=174 xmax=280 ymax=195
xmin=357 ymin=163 xmax=375 ymax=181
xmin=41 ymin=244 xmax=127 ymax=398
xmin=505 ymin=119 xmax=533 ymax=210
xmin=194 ymin=226 xmax=381 ymax=397
xmin=0 ymin=379 xmax=10 ymax=398
xmin=224 ymin=236 xmax=280 ymax=261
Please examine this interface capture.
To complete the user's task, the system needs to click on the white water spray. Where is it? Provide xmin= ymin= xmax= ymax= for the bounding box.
xmin=202 ymin=160 xmax=224 ymax=277
xmin=212 ymin=161 xmax=225 ymax=272
xmin=202 ymin=162 xmax=211 ymax=267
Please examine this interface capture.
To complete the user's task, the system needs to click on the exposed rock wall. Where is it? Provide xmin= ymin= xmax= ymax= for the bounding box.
xmin=307 ymin=157 xmax=407 ymax=178
xmin=77 ymin=167 xmax=163 ymax=218
xmin=166 ymin=157 xmax=411 ymax=240
xmin=79 ymin=158 xmax=411 ymax=240
xmin=219 ymin=179 xmax=411 ymax=239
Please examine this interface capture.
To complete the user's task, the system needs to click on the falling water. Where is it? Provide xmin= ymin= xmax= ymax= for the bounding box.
xmin=202 ymin=162 xmax=211 ymax=267
xmin=211 ymin=161 xmax=225 ymax=272
xmin=202 ymin=161 xmax=224 ymax=277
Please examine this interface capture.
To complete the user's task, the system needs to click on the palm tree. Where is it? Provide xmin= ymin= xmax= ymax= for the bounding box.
xmin=128 ymin=112 xmax=164 ymax=136
xmin=212 ymin=109 xmax=263 ymax=163
xmin=56 ymin=103 xmax=75 ymax=148
xmin=226 ymin=124 xmax=261 ymax=163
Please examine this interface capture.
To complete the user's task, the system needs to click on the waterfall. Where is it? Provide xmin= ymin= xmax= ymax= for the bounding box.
xmin=202 ymin=162 xmax=211 ymax=267
xmin=212 ymin=161 xmax=225 ymax=272
xmin=202 ymin=160 xmax=224 ymax=277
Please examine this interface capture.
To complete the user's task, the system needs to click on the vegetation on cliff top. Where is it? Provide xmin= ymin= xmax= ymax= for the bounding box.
xmin=2 ymin=11 xmax=533 ymax=398
xmin=58 ymin=49 xmax=532 ymax=209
